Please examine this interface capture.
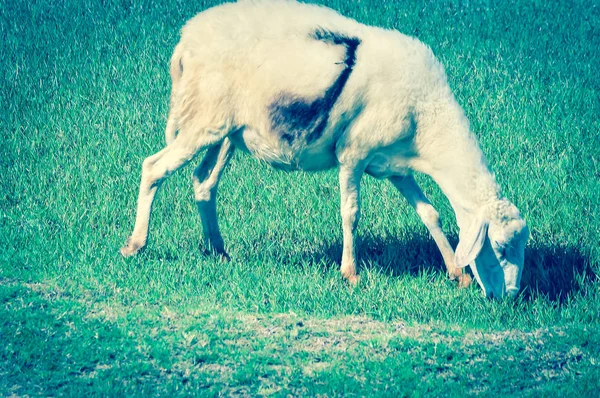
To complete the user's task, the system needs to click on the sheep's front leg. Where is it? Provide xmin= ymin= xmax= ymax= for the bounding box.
xmin=389 ymin=175 xmax=472 ymax=287
xmin=339 ymin=165 xmax=363 ymax=285
xmin=192 ymin=138 xmax=234 ymax=260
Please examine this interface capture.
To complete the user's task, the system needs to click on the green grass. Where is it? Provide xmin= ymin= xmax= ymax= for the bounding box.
xmin=1 ymin=0 xmax=599 ymax=395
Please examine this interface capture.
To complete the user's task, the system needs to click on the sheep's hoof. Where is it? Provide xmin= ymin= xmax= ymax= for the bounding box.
xmin=458 ymin=273 xmax=472 ymax=288
xmin=345 ymin=274 xmax=360 ymax=286
xmin=120 ymin=238 xmax=143 ymax=257
xmin=448 ymin=267 xmax=463 ymax=281
xmin=202 ymin=247 xmax=231 ymax=262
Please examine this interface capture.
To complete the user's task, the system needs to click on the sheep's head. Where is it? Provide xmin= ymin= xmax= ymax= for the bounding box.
xmin=454 ymin=200 xmax=529 ymax=298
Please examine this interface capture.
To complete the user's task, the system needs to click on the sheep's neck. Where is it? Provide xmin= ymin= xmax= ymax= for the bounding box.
xmin=441 ymin=165 xmax=500 ymax=229
xmin=411 ymin=106 xmax=501 ymax=229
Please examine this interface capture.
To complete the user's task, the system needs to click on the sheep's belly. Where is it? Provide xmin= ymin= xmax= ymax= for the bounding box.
xmin=365 ymin=152 xmax=413 ymax=179
xmin=229 ymin=128 xmax=338 ymax=172
xmin=293 ymin=145 xmax=339 ymax=171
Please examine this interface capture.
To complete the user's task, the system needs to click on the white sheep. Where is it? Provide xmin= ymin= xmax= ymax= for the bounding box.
xmin=120 ymin=0 xmax=529 ymax=298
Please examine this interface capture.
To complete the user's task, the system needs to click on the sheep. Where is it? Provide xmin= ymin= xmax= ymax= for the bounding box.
xmin=120 ymin=0 xmax=529 ymax=298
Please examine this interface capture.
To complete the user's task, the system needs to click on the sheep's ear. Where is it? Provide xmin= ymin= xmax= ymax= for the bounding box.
xmin=455 ymin=216 xmax=489 ymax=268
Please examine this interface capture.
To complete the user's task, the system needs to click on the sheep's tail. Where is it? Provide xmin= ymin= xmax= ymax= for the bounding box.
xmin=165 ymin=43 xmax=184 ymax=145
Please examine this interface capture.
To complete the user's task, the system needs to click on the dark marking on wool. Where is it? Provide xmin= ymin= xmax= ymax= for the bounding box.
xmin=269 ymin=29 xmax=360 ymax=146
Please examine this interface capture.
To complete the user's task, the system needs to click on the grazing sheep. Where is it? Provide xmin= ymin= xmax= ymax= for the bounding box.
xmin=120 ymin=0 xmax=529 ymax=298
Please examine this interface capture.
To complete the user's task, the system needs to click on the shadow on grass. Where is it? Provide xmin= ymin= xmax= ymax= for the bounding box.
xmin=140 ymin=229 xmax=597 ymax=303
xmin=302 ymin=233 xmax=597 ymax=303
xmin=520 ymin=244 xmax=597 ymax=302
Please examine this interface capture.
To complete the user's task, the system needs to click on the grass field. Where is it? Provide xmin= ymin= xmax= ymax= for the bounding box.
xmin=1 ymin=0 xmax=599 ymax=395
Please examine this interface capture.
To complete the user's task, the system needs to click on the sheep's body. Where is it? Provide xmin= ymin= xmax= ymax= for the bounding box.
xmin=121 ymin=0 xmax=529 ymax=297
xmin=170 ymin=1 xmax=446 ymax=174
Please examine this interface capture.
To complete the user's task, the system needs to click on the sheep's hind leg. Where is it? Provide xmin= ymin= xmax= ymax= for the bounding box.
xmin=120 ymin=133 xmax=224 ymax=257
xmin=389 ymin=175 xmax=472 ymax=287
xmin=192 ymin=138 xmax=235 ymax=260
xmin=338 ymin=164 xmax=364 ymax=285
